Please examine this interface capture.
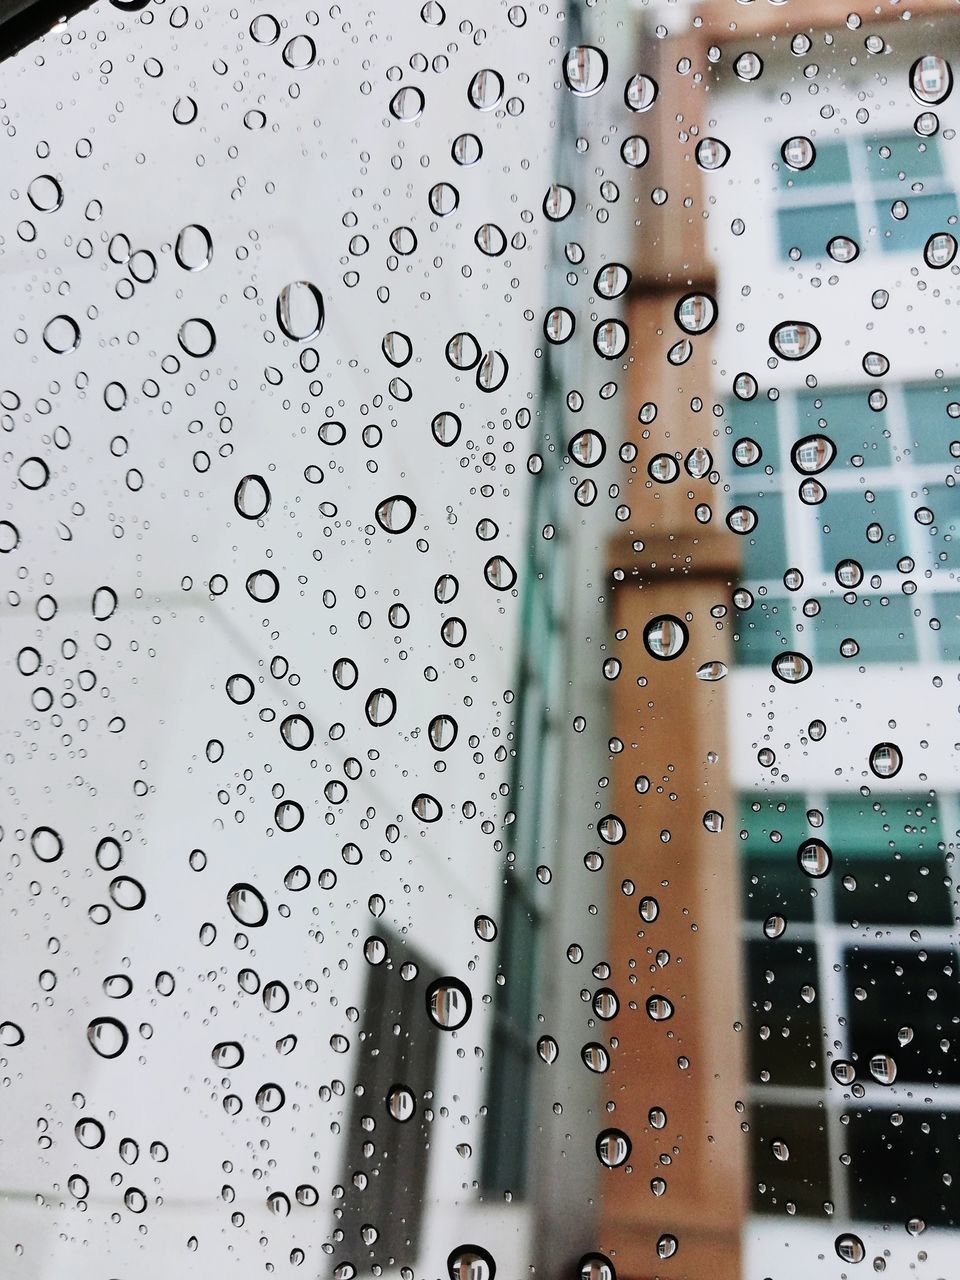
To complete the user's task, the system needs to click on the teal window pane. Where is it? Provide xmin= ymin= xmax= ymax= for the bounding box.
xmin=739 ymin=794 xmax=811 ymax=852
xmin=876 ymin=192 xmax=959 ymax=252
xmin=777 ymin=203 xmax=858 ymax=259
xmin=863 ymin=132 xmax=944 ymax=184
xmin=919 ymin=483 xmax=960 ymax=568
xmin=778 ymin=139 xmax=851 ymax=188
xmin=827 ymin=794 xmax=941 ymax=857
xmin=727 ymin=396 xmax=780 ymax=470
xmin=810 ymin=593 xmax=918 ymax=664
xmin=794 ymin=387 xmax=891 ymax=464
xmin=903 ymin=384 xmax=959 ymax=465
xmin=729 ymin=489 xmax=787 ymax=580
xmin=732 ymin=594 xmax=795 ymax=666
xmin=933 ymin=592 xmax=960 ymax=660
xmin=816 ymin=489 xmax=902 ymax=572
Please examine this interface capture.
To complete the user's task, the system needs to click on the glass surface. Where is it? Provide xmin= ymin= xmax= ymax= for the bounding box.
xmin=0 ymin=3 xmax=958 ymax=1279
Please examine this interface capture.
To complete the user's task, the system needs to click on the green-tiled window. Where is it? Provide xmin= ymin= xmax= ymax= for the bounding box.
xmin=728 ymin=395 xmax=780 ymax=469
xmin=875 ymin=192 xmax=960 ymax=252
xmin=863 ymin=132 xmax=944 ymax=183
xmin=779 ymin=138 xmax=852 ymax=188
xmin=919 ymin=482 xmax=960 ymax=568
xmin=903 ymin=384 xmax=958 ymax=465
xmin=730 ymin=488 xmax=788 ymax=580
xmin=778 ymin=202 xmax=857 ymax=258
xmin=810 ymin=593 xmax=918 ymax=663
xmin=732 ymin=594 xmax=794 ymax=666
xmin=934 ymin=592 xmax=960 ymax=660
xmin=795 ymin=387 xmax=891 ymax=465
xmin=816 ymin=489 xmax=902 ymax=571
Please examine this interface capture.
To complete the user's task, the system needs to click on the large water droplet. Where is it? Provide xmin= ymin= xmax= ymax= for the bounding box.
xmin=87 ymin=1017 xmax=128 ymax=1059
xmin=227 ymin=882 xmax=268 ymax=927
xmin=177 ymin=317 xmax=216 ymax=357
xmin=781 ymin=136 xmax=816 ymax=170
xmin=624 ymin=73 xmax=657 ymax=111
xmin=594 ymin=320 xmax=629 ymax=359
xmin=28 ymin=174 xmax=63 ymax=212
xmin=365 ymin=687 xmax=397 ymax=726
xmin=468 ymin=68 xmax=504 ymax=110
xmin=835 ymin=1233 xmax=865 ymax=1264
xmin=375 ymin=495 xmax=416 ymax=533
xmin=695 ymin=137 xmax=729 ymax=170
xmin=276 ymin=281 xmax=324 ymax=341
xmin=389 ymin=86 xmax=425 ymax=121
xmin=924 ymin=231 xmax=957 ymax=268
xmin=770 ymin=321 xmax=821 ymax=360
xmin=484 ymin=556 xmax=517 ymax=590
xmin=869 ymin=741 xmax=902 ymax=778
xmin=910 ymin=55 xmax=952 ymax=105
xmin=448 ymin=1245 xmax=495 ymax=1280
xmin=771 ymin=651 xmax=813 ymax=683
xmin=798 ymin=839 xmax=832 ymax=878
xmin=234 ymin=474 xmax=270 ymax=519
xmin=675 ymin=292 xmax=717 ymax=334
xmin=386 ymin=1083 xmax=416 ymax=1121
xmin=280 ymin=714 xmax=314 ymax=751
xmin=175 ymin=224 xmax=213 ymax=271
xmin=643 ymin=615 xmax=688 ymax=660
xmin=791 ymin=435 xmax=836 ymax=474
xmin=563 ymin=46 xmax=608 ymax=97
xmin=31 ymin=826 xmax=63 ymax=862
xmin=596 ymin=1127 xmax=631 ymax=1167
xmin=426 ymin=977 xmax=472 ymax=1030
xmin=42 ymin=315 xmax=80 ymax=354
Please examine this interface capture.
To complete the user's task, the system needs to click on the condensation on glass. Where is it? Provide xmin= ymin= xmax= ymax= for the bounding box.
xmin=0 ymin=2 xmax=957 ymax=1280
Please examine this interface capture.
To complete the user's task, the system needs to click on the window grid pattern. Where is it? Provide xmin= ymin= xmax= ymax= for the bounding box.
xmin=741 ymin=790 xmax=960 ymax=1223
xmin=776 ymin=131 xmax=958 ymax=260
xmin=728 ymin=380 xmax=960 ymax=666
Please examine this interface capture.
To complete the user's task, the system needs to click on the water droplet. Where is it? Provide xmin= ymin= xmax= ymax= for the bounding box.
xmin=827 ymin=235 xmax=860 ymax=263
xmin=581 ymin=1042 xmax=609 ymax=1073
xmin=910 ymin=55 xmax=952 ymax=105
xmin=31 ymin=826 xmax=63 ymax=862
xmin=835 ymin=1233 xmax=865 ymax=1264
xmin=468 ymin=68 xmax=504 ymax=111
xmin=781 ymin=136 xmax=816 ymax=170
xmin=835 ymin=558 xmax=863 ymax=589
xmin=484 ymin=556 xmax=517 ymax=590
xmin=27 ymin=174 xmax=63 ymax=212
xmin=426 ymin=977 xmax=472 ymax=1030
xmin=543 ymin=184 xmax=575 ymax=221
xmin=643 ymin=614 xmax=689 ymax=660
xmin=596 ymin=1127 xmax=631 ymax=1167
xmin=646 ymin=995 xmax=674 ymax=1021
xmin=869 ymin=1053 xmax=897 ymax=1085
xmin=227 ymin=882 xmax=268 ymax=927
xmin=578 ymin=1253 xmax=615 ymax=1280
xmin=428 ymin=181 xmax=459 ymax=216
xmin=87 ymin=1016 xmax=128 ymax=1059
xmin=734 ymin=51 xmax=763 ymax=80
xmin=594 ymin=319 xmax=629 ymax=359
xmin=924 ymin=231 xmax=957 ymax=268
xmin=543 ymin=307 xmax=576 ymax=343
xmin=770 ymin=321 xmax=821 ymax=360
xmin=382 ymin=330 xmax=413 ymax=366
xmin=0 ymin=1021 xmax=25 ymax=1047
xmin=568 ymin=430 xmax=606 ymax=467
xmin=432 ymin=411 xmax=462 ymax=446
xmin=386 ymin=1083 xmax=416 ymax=1121
xmin=42 ymin=315 xmax=81 ymax=354
xmin=656 ymin=1235 xmax=678 ymax=1261
xmin=868 ymin=741 xmax=902 ymax=779
xmin=695 ymin=137 xmax=730 ymax=170
xmin=249 ymin=13 xmax=280 ymax=43
xmin=772 ymin=651 xmax=813 ymax=683
xmin=476 ymin=350 xmax=508 ymax=391
xmin=109 ymin=876 xmax=145 ymax=910
xmin=448 ymin=1246 xmax=495 ymax=1280
xmin=412 ymin=793 xmax=442 ymax=822
xmin=255 ymin=1082 xmax=285 ymax=1112
xmin=620 ymin=135 xmax=649 ymax=167
xmin=282 ymin=34 xmax=316 ymax=68
xmin=175 ymin=224 xmax=213 ymax=271
xmin=280 ymin=714 xmax=314 ymax=751
xmin=791 ymin=435 xmax=836 ymax=474
xmin=675 ymin=292 xmax=717 ymax=334
xmin=212 ymin=1041 xmax=244 ymax=1068
xmin=798 ymin=839 xmax=832 ymax=878
xmin=537 ymin=1035 xmax=559 ymax=1063
xmin=624 ymin=73 xmax=658 ymax=112
xmin=276 ymin=282 xmax=324 ymax=341
xmin=375 ymin=495 xmax=416 ymax=533
xmin=563 ymin=46 xmax=608 ymax=97
xmin=177 ymin=318 xmax=216 ymax=358
xmin=234 ymin=474 xmax=270 ymax=520
xmin=365 ymin=687 xmax=397 ymax=726
xmin=389 ymin=86 xmax=425 ymax=121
